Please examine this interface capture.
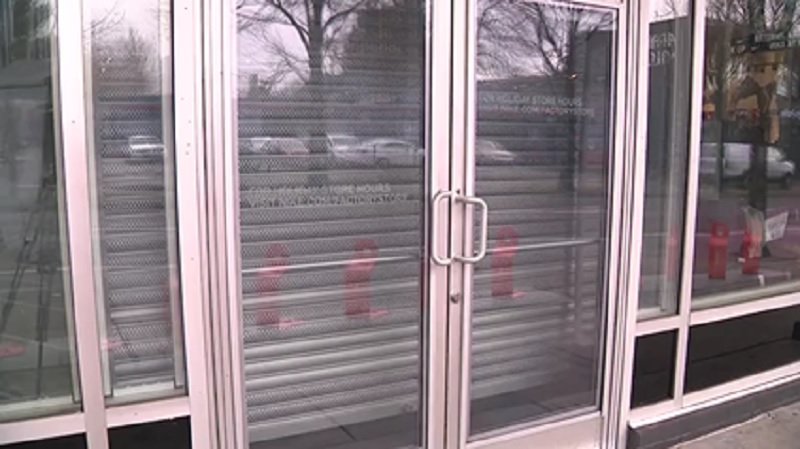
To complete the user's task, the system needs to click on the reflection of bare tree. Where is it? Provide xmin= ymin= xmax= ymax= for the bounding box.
xmin=92 ymin=27 xmax=157 ymax=92
xmin=477 ymin=1 xmax=611 ymax=78
xmin=477 ymin=0 xmax=612 ymax=196
xmin=88 ymin=1 xmax=125 ymax=39
xmin=238 ymin=0 xmax=383 ymax=89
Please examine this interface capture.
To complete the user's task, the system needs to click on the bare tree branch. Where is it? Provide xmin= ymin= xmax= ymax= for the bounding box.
xmin=324 ymin=0 xmax=371 ymax=28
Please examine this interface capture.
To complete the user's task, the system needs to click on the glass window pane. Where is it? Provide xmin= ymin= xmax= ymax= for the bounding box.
xmin=109 ymin=418 xmax=190 ymax=448
xmin=3 ymin=434 xmax=87 ymax=449
xmin=694 ymin=0 xmax=800 ymax=308
xmin=85 ymin=0 xmax=185 ymax=402
xmin=639 ymin=0 xmax=692 ymax=319
xmin=0 ymin=0 xmax=80 ymax=421
xmin=236 ymin=1 xmax=426 ymax=448
xmin=631 ymin=331 xmax=677 ymax=408
xmin=469 ymin=0 xmax=615 ymax=436
xmin=686 ymin=306 xmax=800 ymax=392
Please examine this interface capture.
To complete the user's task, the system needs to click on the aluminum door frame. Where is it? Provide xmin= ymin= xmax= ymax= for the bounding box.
xmin=205 ymin=0 xmax=456 ymax=448
xmin=445 ymin=0 xmax=637 ymax=448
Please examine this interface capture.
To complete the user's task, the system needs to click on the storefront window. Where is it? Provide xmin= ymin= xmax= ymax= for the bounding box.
xmin=85 ymin=0 xmax=185 ymax=402
xmin=639 ymin=0 xmax=693 ymax=319
xmin=693 ymin=0 xmax=800 ymax=308
xmin=0 ymin=0 xmax=80 ymax=421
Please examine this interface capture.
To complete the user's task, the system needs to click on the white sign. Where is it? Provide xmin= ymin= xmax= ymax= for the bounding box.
xmin=765 ymin=212 xmax=789 ymax=242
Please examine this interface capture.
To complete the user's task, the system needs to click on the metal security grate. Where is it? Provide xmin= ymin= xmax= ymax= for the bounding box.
xmin=91 ymin=38 xmax=182 ymax=394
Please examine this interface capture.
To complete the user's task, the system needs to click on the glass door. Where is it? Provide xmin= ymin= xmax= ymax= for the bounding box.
xmin=215 ymin=1 xmax=453 ymax=449
xmin=443 ymin=0 xmax=626 ymax=447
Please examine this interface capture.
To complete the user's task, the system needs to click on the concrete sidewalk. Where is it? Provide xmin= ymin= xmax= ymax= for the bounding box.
xmin=673 ymin=401 xmax=800 ymax=449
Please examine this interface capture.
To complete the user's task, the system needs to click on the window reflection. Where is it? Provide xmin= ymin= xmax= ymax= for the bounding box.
xmin=694 ymin=0 xmax=800 ymax=307
xmin=0 ymin=0 xmax=79 ymax=421
xmin=639 ymin=0 xmax=692 ymax=319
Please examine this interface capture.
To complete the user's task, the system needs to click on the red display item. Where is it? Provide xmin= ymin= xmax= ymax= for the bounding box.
xmin=256 ymin=243 xmax=289 ymax=325
xmin=708 ymin=221 xmax=729 ymax=280
xmin=741 ymin=228 xmax=761 ymax=275
xmin=344 ymin=239 xmax=379 ymax=316
xmin=492 ymin=226 xmax=518 ymax=298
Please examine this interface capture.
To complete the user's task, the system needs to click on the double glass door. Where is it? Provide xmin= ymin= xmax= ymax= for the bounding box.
xmin=218 ymin=0 xmax=625 ymax=448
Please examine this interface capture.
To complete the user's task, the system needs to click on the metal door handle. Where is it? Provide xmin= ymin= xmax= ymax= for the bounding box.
xmin=431 ymin=190 xmax=456 ymax=265
xmin=455 ymin=195 xmax=489 ymax=264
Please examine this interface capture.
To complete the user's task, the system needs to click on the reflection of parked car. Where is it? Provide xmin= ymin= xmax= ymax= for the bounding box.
xmin=476 ymin=139 xmax=515 ymax=164
xmin=700 ymin=142 xmax=796 ymax=188
xmin=128 ymin=135 xmax=164 ymax=159
xmin=242 ymin=137 xmax=310 ymax=156
xmin=327 ymin=134 xmax=359 ymax=152
xmin=333 ymin=138 xmax=422 ymax=167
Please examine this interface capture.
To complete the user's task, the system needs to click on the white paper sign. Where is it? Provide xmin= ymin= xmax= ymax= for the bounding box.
xmin=765 ymin=212 xmax=789 ymax=242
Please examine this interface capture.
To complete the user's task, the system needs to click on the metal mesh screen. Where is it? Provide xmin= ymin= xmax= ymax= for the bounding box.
xmin=88 ymin=1 xmax=184 ymax=398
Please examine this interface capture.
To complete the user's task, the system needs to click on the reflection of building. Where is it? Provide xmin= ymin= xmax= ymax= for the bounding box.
xmin=0 ymin=0 xmax=50 ymax=68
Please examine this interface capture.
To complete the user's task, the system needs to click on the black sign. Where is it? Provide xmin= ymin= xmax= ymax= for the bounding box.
xmin=732 ymin=33 xmax=800 ymax=54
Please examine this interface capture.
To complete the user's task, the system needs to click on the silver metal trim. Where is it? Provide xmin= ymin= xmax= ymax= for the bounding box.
xmin=608 ymin=0 xmax=646 ymax=447
xmin=426 ymin=0 xmax=455 ymax=446
xmin=0 ymin=413 xmax=84 ymax=446
xmin=49 ymin=0 xmax=81 ymax=404
xmin=673 ymin=0 xmax=708 ymax=408
xmin=203 ymin=0 xmax=231 ymax=446
xmin=58 ymin=0 xmax=110 ymax=446
xmin=106 ymin=396 xmax=190 ymax=428
xmin=79 ymin=0 xmax=112 ymax=396
xmin=431 ymin=190 xmax=457 ymax=265
xmin=174 ymin=0 xmax=214 ymax=447
xmin=468 ymin=412 xmax=602 ymax=449
xmin=224 ymin=2 xmax=249 ymax=447
xmin=636 ymin=315 xmax=681 ymax=337
xmin=454 ymin=195 xmax=488 ymax=264
xmin=451 ymin=0 xmax=472 ymax=444
xmin=691 ymin=289 xmax=800 ymax=326
xmin=242 ymin=255 xmax=416 ymax=275
xmin=161 ymin=0 xmax=186 ymax=390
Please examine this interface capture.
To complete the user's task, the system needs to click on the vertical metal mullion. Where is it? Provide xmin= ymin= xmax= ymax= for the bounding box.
xmin=608 ymin=0 xmax=649 ymax=447
xmin=220 ymin=0 xmax=248 ymax=447
xmin=79 ymin=0 xmax=112 ymax=397
xmin=673 ymin=0 xmax=707 ymax=406
xmin=49 ymin=0 xmax=80 ymax=404
xmin=173 ymin=0 xmax=214 ymax=448
xmin=453 ymin=0 xmax=474 ymax=447
xmin=446 ymin=0 xmax=469 ymax=447
xmin=163 ymin=0 xmax=186 ymax=390
xmin=57 ymin=0 xmax=109 ymax=447
xmin=204 ymin=0 xmax=234 ymax=446
xmin=426 ymin=0 xmax=453 ymax=447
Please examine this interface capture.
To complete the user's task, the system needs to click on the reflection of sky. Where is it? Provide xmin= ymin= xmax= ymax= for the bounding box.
xmin=650 ymin=0 xmax=689 ymax=21
xmin=238 ymin=22 xmax=305 ymax=86
xmin=237 ymin=3 xmax=361 ymax=92
xmin=90 ymin=0 xmax=166 ymax=43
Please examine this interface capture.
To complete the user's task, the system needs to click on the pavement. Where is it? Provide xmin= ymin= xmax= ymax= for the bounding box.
xmin=673 ymin=401 xmax=800 ymax=449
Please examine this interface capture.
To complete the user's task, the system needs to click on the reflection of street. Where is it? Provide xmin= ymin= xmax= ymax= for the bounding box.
xmin=0 ymin=147 xmax=71 ymax=405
